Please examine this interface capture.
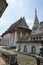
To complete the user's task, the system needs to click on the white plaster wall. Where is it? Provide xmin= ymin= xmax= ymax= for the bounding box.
xmin=2 ymin=33 xmax=10 ymax=46
xmin=0 ymin=37 xmax=2 ymax=45
xmin=21 ymin=43 xmax=31 ymax=53
xmin=36 ymin=46 xmax=40 ymax=54
xmin=16 ymin=42 xmax=41 ymax=54
xmin=20 ymin=32 xmax=22 ymax=37
xmin=27 ymin=44 xmax=32 ymax=53
xmin=13 ymin=31 xmax=17 ymax=46
xmin=9 ymin=33 xmax=14 ymax=46
xmin=41 ymin=35 xmax=43 ymax=40
xmin=2 ymin=31 xmax=18 ymax=46
xmin=26 ymin=33 xmax=28 ymax=36
xmin=27 ymin=43 xmax=41 ymax=54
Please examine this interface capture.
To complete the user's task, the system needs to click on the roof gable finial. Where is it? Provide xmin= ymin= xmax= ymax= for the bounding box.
xmin=35 ymin=8 xmax=37 ymax=17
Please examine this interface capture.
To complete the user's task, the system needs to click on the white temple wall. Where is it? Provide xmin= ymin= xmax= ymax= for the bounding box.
xmin=2 ymin=33 xmax=10 ymax=46
xmin=13 ymin=31 xmax=17 ymax=46
xmin=16 ymin=43 xmax=42 ymax=54
xmin=9 ymin=33 xmax=14 ymax=46
xmin=2 ymin=31 xmax=18 ymax=46
xmin=20 ymin=32 xmax=22 ymax=37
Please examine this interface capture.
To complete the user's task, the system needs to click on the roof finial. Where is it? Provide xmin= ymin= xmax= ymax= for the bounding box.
xmin=35 ymin=8 xmax=37 ymax=17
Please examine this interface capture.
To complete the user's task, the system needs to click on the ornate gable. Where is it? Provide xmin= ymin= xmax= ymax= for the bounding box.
xmin=2 ymin=17 xmax=31 ymax=36
xmin=18 ymin=17 xmax=29 ymax=29
xmin=8 ymin=17 xmax=29 ymax=31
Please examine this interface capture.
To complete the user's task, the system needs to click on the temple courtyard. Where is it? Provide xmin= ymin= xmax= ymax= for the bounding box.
xmin=0 ymin=47 xmax=37 ymax=65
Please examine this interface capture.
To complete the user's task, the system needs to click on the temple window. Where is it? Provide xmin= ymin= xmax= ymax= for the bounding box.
xmin=39 ymin=37 xmax=41 ymax=40
xmin=31 ymin=37 xmax=32 ymax=40
xmin=33 ymin=37 xmax=35 ymax=40
xmin=17 ymin=32 xmax=20 ymax=37
xmin=22 ymin=33 xmax=26 ymax=37
xmin=18 ymin=45 xmax=21 ymax=51
xmin=26 ymin=33 xmax=28 ymax=36
xmin=24 ymin=45 xmax=27 ymax=52
xmin=31 ymin=46 xmax=36 ymax=54
xmin=36 ymin=37 xmax=38 ymax=40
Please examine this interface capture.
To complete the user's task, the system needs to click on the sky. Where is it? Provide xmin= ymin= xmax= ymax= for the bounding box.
xmin=0 ymin=0 xmax=43 ymax=35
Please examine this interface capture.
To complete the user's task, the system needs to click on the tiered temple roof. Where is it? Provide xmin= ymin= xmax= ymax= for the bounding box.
xmin=8 ymin=17 xmax=29 ymax=31
xmin=2 ymin=17 xmax=31 ymax=36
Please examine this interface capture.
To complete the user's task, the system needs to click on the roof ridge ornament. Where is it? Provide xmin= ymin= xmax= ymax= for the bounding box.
xmin=35 ymin=8 xmax=37 ymax=18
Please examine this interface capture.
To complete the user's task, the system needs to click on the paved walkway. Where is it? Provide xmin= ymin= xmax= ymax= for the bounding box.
xmin=0 ymin=47 xmax=37 ymax=65
xmin=17 ymin=52 xmax=37 ymax=65
xmin=0 ymin=57 xmax=5 ymax=65
xmin=0 ymin=50 xmax=5 ymax=65
xmin=10 ymin=49 xmax=37 ymax=65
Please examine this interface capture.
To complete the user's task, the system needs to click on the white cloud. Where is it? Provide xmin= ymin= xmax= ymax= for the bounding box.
xmin=0 ymin=17 xmax=7 ymax=26
xmin=7 ymin=0 xmax=23 ymax=8
xmin=14 ymin=0 xmax=23 ymax=8
xmin=0 ymin=17 xmax=10 ymax=35
xmin=0 ymin=30 xmax=4 ymax=35
xmin=7 ymin=0 xmax=15 ymax=5
xmin=26 ymin=18 xmax=34 ymax=29
xmin=0 ymin=0 xmax=34 ymax=35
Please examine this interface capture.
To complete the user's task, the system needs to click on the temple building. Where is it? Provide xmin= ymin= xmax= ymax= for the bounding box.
xmin=1 ymin=17 xmax=31 ymax=46
xmin=16 ymin=9 xmax=43 ymax=54
xmin=1 ymin=9 xmax=43 ymax=54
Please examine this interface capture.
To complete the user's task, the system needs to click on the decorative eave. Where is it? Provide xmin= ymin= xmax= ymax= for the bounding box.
xmin=1 ymin=29 xmax=16 ymax=37
xmin=2 ymin=28 xmax=32 ymax=37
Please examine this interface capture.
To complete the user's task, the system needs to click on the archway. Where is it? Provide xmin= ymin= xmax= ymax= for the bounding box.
xmin=31 ymin=46 xmax=36 ymax=54
xmin=24 ymin=45 xmax=27 ymax=52
xmin=18 ymin=45 xmax=21 ymax=51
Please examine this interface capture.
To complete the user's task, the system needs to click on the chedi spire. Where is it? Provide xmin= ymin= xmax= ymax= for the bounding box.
xmin=32 ymin=8 xmax=39 ymax=34
xmin=35 ymin=8 xmax=37 ymax=18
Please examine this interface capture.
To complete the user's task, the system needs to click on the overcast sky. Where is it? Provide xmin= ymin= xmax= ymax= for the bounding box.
xmin=0 ymin=0 xmax=43 ymax=35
